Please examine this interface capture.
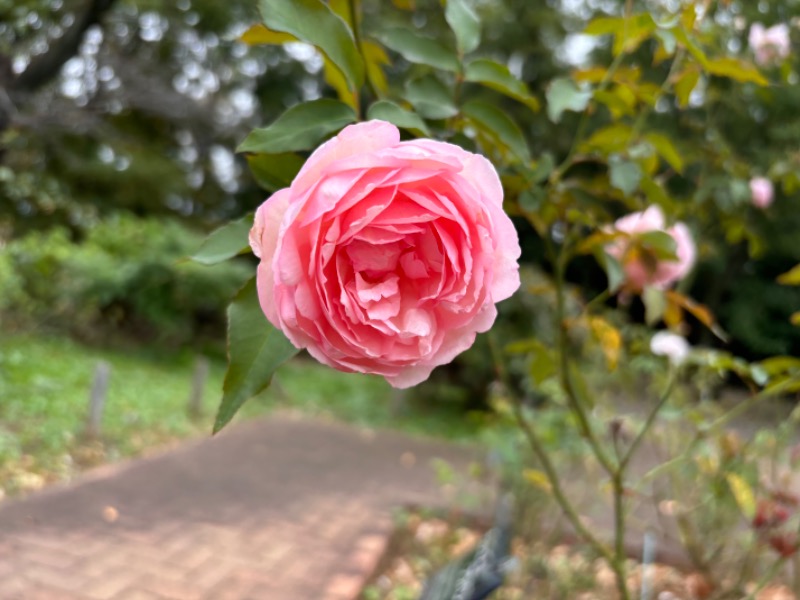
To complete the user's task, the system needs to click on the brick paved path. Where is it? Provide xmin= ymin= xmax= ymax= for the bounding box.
xmin=0 ymin=413 xmax=476 ymax=600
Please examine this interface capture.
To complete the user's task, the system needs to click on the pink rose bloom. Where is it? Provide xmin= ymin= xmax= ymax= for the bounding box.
xmin=606 ymin=206 xmax=695 ymax=291
xmin=749 ymin=23 xmax=791 ymax=66
xmin=249 ymin=120 xmax=521 ymax=388
xmin=750 ymin=177 xmax=774 ymax=209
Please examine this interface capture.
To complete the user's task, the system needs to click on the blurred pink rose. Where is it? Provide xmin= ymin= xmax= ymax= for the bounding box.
xmin=606 ymin=206 xmax=696 ymax=291
xmin=749 ymin=23 xmax=791 ymax=66
xmin=249 ymin=120 xmax=521 ymax=388
xmin=750 ymin=177 xmax=774 ymax=209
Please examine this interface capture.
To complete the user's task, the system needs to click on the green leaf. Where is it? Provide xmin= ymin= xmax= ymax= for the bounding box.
xmin=777 ymin=264 xmax=800 ymax=286
xmin=641 ymin=176 xmax=671 ymax=206
xmin=763 ymin=376 xmax=800 ymax=397
xmin=367 ymin=100 xmax=430 ymax=136
xmin=597 ymin=250 xmax=624 ymax=294
xmin=508 ymin=339 xmax=556 ymax=384
xmin=445 ymin=0 xmax=481 ymax=55
xmin=464 ymin=58 xmax=540 ymax=111
xmin=674 ymin=68 xmax=700 ymax=107
xmin=706 ymin=57 xmax=768 ymax=86
xmin=673 ymin=27 xmax=708 ymax=69
xmin=462 ymin=100 xmax=530 ymax=163
xmin=378 ymin=27 xmax=460 ymax=72
xmin=246 ymin=153 xmax=304 ymax=192
xmin=645 ymin=132 xmax=684 ymax=174
xmin=546 ymin=77 xmax=592 ymax=123
xmin=530 ymin=346 xmax=557 ymax=384
xmin=215 ymin=278 xmax=299 ymax=433
xmin=191 ymin=216 xmax=253 ymax=266
xmin=239 ymin=23 xmax=297 ymax=45
xmin=609 ymin=158 xmax=643 ymax=196
xmin=529 ymin=153 xmax=555 ymax=183
xmin=259 ymin=0 xmax=364 ymax=88
xmin=404 ymin=75 xmax=458 ymax=120
xmin=643 ymin=286 xmax=666 ymax=325
xmin=640 ymin=230 xmax=678 ymax=261
xmin=757 ymin=356 xmax=800 ymax=376
xmin=237 ymin=99 xmax=356 ymax=154
xmin=655 ymin=29 xmax=677 ymax=56
xmin=518 ymin=187 xmax=545 ymax=213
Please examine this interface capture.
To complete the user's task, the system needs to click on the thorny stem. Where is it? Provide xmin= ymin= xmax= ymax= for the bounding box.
xmin=488 ymin=334 xmax=617 ymax=569
xmin=524 ymin=231 xmax=631 ymax=599
xmin=620 ymin=373 xmax=677 ymax=471
xmin=553 ymin=245 xmax=617 ymax=478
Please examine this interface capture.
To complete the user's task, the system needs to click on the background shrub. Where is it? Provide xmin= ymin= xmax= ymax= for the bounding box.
xmin=0 ymin=214 xmax=251 ymax=346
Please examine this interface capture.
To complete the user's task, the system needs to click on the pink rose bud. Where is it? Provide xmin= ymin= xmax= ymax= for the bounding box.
xmin=749 ymin=23 xmax=791 ymax=66
xmin=750 ymin=177 xmax=774 ymax=209
xmin=249 ymin=121 xmax=521 ymax=388
xmin=606 ymin=206 xmax=696 ymax=292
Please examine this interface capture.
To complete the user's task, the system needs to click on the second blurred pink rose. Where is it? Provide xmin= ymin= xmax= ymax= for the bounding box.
xmin=749 ymin=23 xmax=791 ymax=66
xmin=750 ymin=177 xmax=774 ymax=209
xmin=606 ymin=206 xmax=696 ymax=292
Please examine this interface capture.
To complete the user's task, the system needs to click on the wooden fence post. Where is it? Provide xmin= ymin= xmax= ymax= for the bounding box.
xmin=187 ymin=356 xmax=209 ymax=418
xmin=86 ymin=361 xmax=111 ymax=438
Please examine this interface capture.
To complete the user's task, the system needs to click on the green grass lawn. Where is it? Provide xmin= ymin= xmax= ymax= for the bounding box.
xmin=0 ymin=333 xmax=482 ymax=498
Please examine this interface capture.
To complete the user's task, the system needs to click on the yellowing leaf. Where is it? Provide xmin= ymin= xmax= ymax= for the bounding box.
xmin=363 ymin=41 xmax=390 ymax=96
xmin=594 ymin=87 xmax=635 ymax=119
xmin=584 ymin=16 xmax=625 ymax=37
xmin=726 ymin=473 xmax=756 ymax=520
xmin=582 ymin=123 xmax=634 ymax=154
xmin=696 ymin=455 xmax=718 ymax=475
xmin=706 ymin=57 xmax=768 ymax=86
xmin=239 ymin=23 xmax=297 ymax=45
xmin=523 ymin=469 xmax=552 ymax=493
xmin=327 ymin=0 xmax=350 ymax=25
xmin=573 ymin=66 xmax=641 ymax=84
xmin=665 ymin=291 xmax=728 ymax=341
xmin=323 ymin=57 xmax=358 ymax=111
xmin=611 ymin=14 xmax=657 ymax=56
xmin=589 ymin=316 xmax=622 ymax=371
xmin=777 ymin=263 xmax=800 ymax=286
xmin=791 ymin=312 xmax=800 ymax=327
xmin=663 ymin=295 xmax=683 ymax=329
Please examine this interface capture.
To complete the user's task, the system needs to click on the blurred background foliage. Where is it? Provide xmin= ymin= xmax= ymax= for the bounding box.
xmin=1 ymin=0 xmax=799 ymax=390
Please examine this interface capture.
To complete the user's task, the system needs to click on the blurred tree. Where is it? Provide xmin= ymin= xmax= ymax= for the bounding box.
xmin=0 ymin=0 xmax=314 ymax=236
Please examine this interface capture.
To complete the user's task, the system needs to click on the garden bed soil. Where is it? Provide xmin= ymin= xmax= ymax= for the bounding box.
xmin=359 ymin=508 xmax=797 ymax=600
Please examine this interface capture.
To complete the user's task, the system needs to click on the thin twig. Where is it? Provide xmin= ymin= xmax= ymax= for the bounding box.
xmin=620 ymin=374 xmax=677 ymax=471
